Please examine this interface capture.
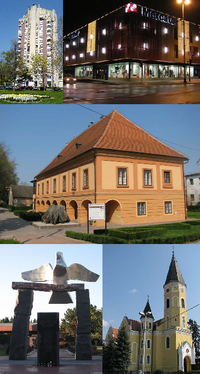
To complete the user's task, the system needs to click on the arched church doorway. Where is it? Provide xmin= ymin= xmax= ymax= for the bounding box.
xmin=184 ymin=356 xmax=191 ymax=373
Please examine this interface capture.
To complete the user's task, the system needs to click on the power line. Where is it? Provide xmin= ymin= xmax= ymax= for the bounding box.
xmin=77 ymin=104 xmax=200 ymax=154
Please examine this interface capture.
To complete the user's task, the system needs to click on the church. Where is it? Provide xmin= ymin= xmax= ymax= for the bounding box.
xmin=115 ymin=252 xmax=195 ymax=372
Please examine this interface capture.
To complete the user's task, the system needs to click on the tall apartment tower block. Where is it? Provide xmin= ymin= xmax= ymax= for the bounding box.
xmin=18 ymin=4 xmax=59 ymax=87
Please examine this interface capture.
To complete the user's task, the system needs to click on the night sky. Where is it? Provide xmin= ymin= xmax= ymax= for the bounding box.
xmin=64 ymin=0 xmax=200 ymax=35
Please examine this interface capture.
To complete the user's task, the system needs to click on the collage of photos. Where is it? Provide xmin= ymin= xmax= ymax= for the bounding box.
xmin=1 ymin=0 xmax=200 ymax=374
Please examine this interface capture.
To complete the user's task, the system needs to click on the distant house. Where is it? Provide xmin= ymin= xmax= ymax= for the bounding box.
xmin=105 ymin=326 xmax=118 ymax=343
xmin=34 ymin=110 xmax=188 ymax=225
xmin=8 ymin=185 xmax=33 ymax=207
xmin=0 ymin=323 xmax=37 ymax=347
xmin=185 ymin=172 xmax=200 ymax=205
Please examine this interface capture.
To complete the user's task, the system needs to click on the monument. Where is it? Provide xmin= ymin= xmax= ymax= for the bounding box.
xmin=9 ymin=252 xmax=99 ymax=363
xmin=41 ymin=205 xmax=70 ymax=225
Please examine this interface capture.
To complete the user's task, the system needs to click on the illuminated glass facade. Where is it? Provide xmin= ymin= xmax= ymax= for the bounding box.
xmin=64 ymin=3 xmax=200 ymax=80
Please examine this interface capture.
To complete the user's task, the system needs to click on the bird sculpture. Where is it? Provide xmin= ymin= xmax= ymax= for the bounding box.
xmin=21 ymin=252 xmax=99 ymax=304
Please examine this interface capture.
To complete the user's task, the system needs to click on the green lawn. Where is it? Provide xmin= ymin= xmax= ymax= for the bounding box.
xmin=187 ymin=211 xmax=200 ymax=219
xmin=0 ymin=239 xmax=21 ymax=244
xmin=0 ymin=89 xmax=63 ymax=104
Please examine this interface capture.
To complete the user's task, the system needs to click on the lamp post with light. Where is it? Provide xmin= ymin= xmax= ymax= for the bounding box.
xmin=139 ymin=311 xmax=152 ymax=374
xmin=177 ymin=0 xmax=190 ymax=83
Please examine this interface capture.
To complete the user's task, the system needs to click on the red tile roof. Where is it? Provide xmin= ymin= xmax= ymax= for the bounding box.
xmin=0 ymin=324 xmax=37 ymax=332
xmin=129 ymin=319 xmax=141 ymax=331
xmin=36 ymin=110 xmax=187 ymax=178
xmin=112 ymin=327 xmax=118 ymax=339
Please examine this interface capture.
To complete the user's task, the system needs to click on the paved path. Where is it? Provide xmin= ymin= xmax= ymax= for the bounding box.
xmin=0 ymin=350 xmax=102 ymax=373
xmin=0 ymin=208 xmax=88 ymax=244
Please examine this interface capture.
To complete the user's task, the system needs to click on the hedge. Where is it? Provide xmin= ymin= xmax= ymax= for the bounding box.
xmin=18 ymin=211 xmax=44 ymax=221
xmin=187 ymin=205 xmax=200 ymax=211
xmin=65 ymin=231 xmax=128 ymax=244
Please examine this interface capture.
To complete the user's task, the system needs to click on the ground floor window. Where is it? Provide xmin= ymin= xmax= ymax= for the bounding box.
xmin=165 ymin=201 xmax=172 ymax=214
xmin=138 ymin=202 xmax=146 ymax=216
xmin=75 ymin=65 xmax=93 ymax=77
xmin=109 ymin=63 xmax=129 ymax=78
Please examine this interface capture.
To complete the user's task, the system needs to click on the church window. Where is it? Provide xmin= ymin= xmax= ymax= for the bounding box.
xmin=146 ymin=354 xmax=150 ymax=364
xmin=147 ymin=339 xmax=151 ymax=349
xmin=148 ymin=322 xmax=152 ymax=329
xmin=181 ymin=298 xmax=185 ymax=308
xmin=166 ymin=336 xmax=170 ymax=349
xmin=182 ymin=316 xmax=186 ymax=329
xmin=141 ymin=322 xmax=144 ymax=329
xmin=140 ymin=354 xmax=143 ymax=364
xmin=141 ymin=339 xmax=143 ymax=349
xmin=166 ymin=298 xmax=170 ymax=308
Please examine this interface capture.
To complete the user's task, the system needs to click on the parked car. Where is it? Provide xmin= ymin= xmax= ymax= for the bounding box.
xmin=53 ymin=87 xmax=61 ymax=91
xmin=26 ymin=86 xmax=34 ymax=90
xmin=64 ymin=75 xmax=77 ymax=84
xmin=196 ymin=202 xmax=200 ymax=206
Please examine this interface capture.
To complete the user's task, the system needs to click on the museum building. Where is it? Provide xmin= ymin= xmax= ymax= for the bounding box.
xmin=110 ymin=252 xmax=195 ymax=372
xmin=64 ymin=2 xmax=200 ymax=81
xmin=34 ymin=110 xmax=188 ymax=225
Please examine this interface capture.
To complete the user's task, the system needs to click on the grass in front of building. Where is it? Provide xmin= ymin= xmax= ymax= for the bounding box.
xmin=187 ymin=211 xmax=200 ymax=219
xmin=0 ymin=239 xmax=21 ymax=244
xmin=0 ymin=89 xmax=63 ymax=104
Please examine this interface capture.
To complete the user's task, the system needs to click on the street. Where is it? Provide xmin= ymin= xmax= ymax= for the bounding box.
xmin=63 ymin=80 xmax=200 ymax=104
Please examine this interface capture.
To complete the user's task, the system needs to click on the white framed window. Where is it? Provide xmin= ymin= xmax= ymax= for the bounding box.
xmin=84 ymin=169 xmax=89 ymax=187
xmin=144 ymin=170 xmax=152 ymax=186
xmin=72 ymin=173 xmax=76 ymax=189
xmin=166 ymin=336 xmax=170 ymax=349
xmin=118 ymin=168 xmax=127 ymax=185
xmin=63 ymin=176 xmax=66 ymax=191
xmin=165 ymin=201 xmax=172 ymax=214
xmin=138 ymin=202 xmax=146 ymax=216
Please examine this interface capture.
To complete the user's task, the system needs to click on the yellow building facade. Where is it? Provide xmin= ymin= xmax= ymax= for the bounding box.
xmin=120 ymin=252 xmax=195 ymax=373
xmin=35 ymin=111 xmax=188 ymax=225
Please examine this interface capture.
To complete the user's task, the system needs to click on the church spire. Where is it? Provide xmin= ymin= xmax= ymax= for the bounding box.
xmin=164 ymin=251 xmax=186 ymax=287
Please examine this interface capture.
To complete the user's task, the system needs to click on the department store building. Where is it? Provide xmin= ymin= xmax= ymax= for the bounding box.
xmin=64 ymin=2 xmax=200 ymax=81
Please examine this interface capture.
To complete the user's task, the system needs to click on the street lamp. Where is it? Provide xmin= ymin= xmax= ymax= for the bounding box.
xmin=139 ymin=311 xmax=152 ymax=374
xmin=177 ymin=0 xmax=190 ymax=83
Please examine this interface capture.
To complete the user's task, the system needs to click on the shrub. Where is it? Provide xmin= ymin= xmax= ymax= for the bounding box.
xmin=18 ymin=211 xmax=44 ymax=221
xmin=65 ymin=231 xmax=127 ymax=244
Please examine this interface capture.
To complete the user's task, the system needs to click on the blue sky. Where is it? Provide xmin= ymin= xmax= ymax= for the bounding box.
xmin=1 ymin=104 xmax=200 ymax=185
xmin=103 ymin=244 xmax=200 ymax=339
xmin=0 ymin=244 xmax=102 ymax=321
xmin=0 ymin=0 xmax=63 ymax=53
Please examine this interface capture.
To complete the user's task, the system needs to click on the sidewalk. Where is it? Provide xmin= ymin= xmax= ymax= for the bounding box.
xmin=0 ymin=208 xmax=88 ymax=244
xmin=0 ymin=350 xmax=102 ymax=373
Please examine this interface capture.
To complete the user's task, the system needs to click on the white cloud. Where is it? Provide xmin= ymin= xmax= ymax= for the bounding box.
xmin=103 ymin=320 xmax=109 ymax=327
xmin=129 ymin=288 xmax=138 ymax=294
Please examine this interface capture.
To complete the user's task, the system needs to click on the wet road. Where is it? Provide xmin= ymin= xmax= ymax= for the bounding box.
xmin=63 ymin=81 xmax=200 ymax=104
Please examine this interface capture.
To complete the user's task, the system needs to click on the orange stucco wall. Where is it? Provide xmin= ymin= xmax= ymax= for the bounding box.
xmin=35 ymin=153 xmax=186 ymax=225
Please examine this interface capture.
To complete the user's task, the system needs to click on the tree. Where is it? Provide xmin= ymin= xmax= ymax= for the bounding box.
xmin=60 ymin=305 xmax=102 ymax=345
xmin=115 ymin=324 xmax=131 ymax=373
xmin=0 ymin=143 xmax=19 ymax=202
xmin=103 ymin=336 xmax=117 ymax=374
xmin=30 ymin=54 xmax=48 ymax=88
xmin=188 ymin=319 xmax=200 ymax=367
xmin=103 ymin=324 xmax=130 ymax=374
xmin=1 ymin=40 xmax=22 ymax=87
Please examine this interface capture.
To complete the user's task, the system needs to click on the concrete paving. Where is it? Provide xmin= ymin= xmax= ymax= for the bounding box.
xmin=0 ymin=350 xmax=102 ymax=373
xmin=0 ymin=208 xmax=88 ymax=244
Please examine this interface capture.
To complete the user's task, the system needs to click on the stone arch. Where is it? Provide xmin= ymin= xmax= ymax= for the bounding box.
xmin=184 ymin=356 xmax=191 ymax=373
xmin=60 ymin=200 xmax=67 ymax=210
xmin=81 ymin=199 xmax=92 ymax=222
xmin=52 ymin=200 xmax=58 ymax=205
xmin=46 ymin=200 xmax=51 ymax=206
xmin=68 ymin=200 xmax=78 ymax=220
xmin=36 ymin=200 xmax=40 ymax=212
xmin=106 ymin=199 xmax=122 ymax=224
xmin=41 ymin=200 xmax=45 ymax=212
